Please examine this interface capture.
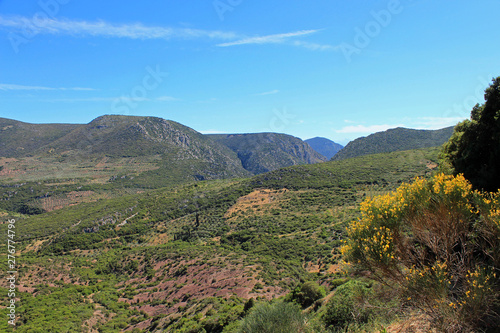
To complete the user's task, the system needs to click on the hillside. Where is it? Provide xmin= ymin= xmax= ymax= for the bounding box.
xmin=0 ymin=116 xmax=460 ymax=332
xmin=332 ymin=126 xmax=454 ymax=161
xmin=0 ymin=115 xmax=251 ymax=187
xmin=208 ymin=133 xmax=326 ymax=174
xmin=1 ymin=116 xmax=332 ymax=188
xmin=305 ymin=137 xmax=343 ymax=159
xmin=0 ymin=117 xmax=80 ymax=157
xmin=0 ymin=147 xmax=441 ymax=332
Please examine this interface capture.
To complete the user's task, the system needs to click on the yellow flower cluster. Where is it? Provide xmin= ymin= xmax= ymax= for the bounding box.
xmin=429 ymin=173 xmax=479 ymax=214
xmin=339 ymin=241 xmax=351 ymax=256
xmin=464 ymin=267 xmax=495 ymax=302
xmin=404 ymin=261 xmax=452 ymax=305
xmin=359 ymin=177 xmax=427 ymax=223
xmin=363 ymin=226 xmax=395 ymax=262
xmin=406 ymin=261 xmax=448 ymax=283
xmin=344 ymin=177 xmax=431 ymax=265
xmin=481 ymin=191 xmax=500 ymax=231
xmin=432 ymin=173 xmax=472 ymax=197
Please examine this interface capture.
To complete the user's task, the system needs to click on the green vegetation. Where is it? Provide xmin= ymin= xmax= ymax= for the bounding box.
xmin=0 ymin=146 xmax=443 ymax=332
xmin=342 ymin=174 xmax=500 ymax=332
xmin=443 ymin=76 xmax=500 ymax=191
xmin=0 ymin=287 xmax=95 ymax=332
xmin=323 ymin=280 xmax=375 ymax=330
xmin=236 ymin=301 xmax=313 ymax=333
xmin=291 ymin=281 xmax=326 ymax=308
xmin=333 ymin=126 xmax=453 ymax=161
xmin=3 ymin=75 xmax=500 ymax=333
xmin=0 ymin=117 xmax=79 ymax=158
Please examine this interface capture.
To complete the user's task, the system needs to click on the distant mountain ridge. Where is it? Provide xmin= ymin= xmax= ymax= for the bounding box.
xmin=208 ymin=133 xmax=327 ymax=174
xmin=305 ymin=137 xmax=344 ymax=159
xmin=1 ymin=115 xmax=251 ymax=184
xmin=1 ymin=117 xmax=455 ymax=182
xmin=332 ymin=126 xmax=454 ymax=161
xmin=0 ymin=118 xmax=79 ymax=157
xmin=1 ymin=116 xmax=327 ymax=185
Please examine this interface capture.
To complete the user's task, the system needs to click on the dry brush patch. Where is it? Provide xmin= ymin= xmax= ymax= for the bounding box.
xmin=224 ymin=188 xmax=289 ymax=221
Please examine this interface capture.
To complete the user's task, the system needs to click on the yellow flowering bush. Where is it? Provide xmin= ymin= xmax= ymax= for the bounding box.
xmin=342 ymin=174 xmax=500 ymax=332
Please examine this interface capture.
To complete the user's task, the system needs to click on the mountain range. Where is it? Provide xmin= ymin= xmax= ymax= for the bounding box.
xmin=305 ymin=137 xmax=344 ymax=159
xmin=208 ymin=133 xmax=326 ymax=174
xmin=1 ymin=116 xmax=456 ymax=185
xmin=332 ymin=126 xmax=455 ymax=161
xmin=0 ymin=116 xmax=327 ymax=187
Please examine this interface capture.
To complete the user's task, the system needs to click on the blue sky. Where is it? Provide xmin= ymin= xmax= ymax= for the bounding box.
xmin=0 ymin=0 xmax=499 ymax=144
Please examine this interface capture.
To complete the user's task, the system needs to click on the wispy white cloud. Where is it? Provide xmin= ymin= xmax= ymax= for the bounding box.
xmin=52 ymin=96 xmax=179 ymax=103
xmin=411 ymin=116 xmax=464 ymax=129
xmin=217 ymin=29 xmax=319 ymax=47
xmin=44 ymin=97 xmax=116 ymax=102
xmin=0 ymin=83 xmax=95 ymax=91
xmin=291 ymin=40 xmax=340 ymax=51
xmin=336 ymin=124 xmax=404 ymax=134
xmin=336 ymin=118 xmax=461 ymax=136
xmin=0 ymin=15 xmax=239 ymax=41
xmin=254 ymin=89 xmax=279 ymax=96
xmin=0 ymin=16 xmax=333 ymax=52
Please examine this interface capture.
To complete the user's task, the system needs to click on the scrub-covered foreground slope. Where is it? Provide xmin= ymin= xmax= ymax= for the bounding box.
xmin=0 ymin=146 xmax=441 ymax=332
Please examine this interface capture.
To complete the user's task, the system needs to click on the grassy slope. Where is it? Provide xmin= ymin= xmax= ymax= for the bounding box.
xmin=0 ymin=147 xmax=440 ymax=332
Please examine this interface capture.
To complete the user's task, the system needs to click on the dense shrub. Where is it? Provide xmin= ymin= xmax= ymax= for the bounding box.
xmin=292 ymin=281 xmax=326 ymax=308
xmin=342 ymin=173 xmax=500 ymax=332
xmin=237 ymin=301 xmax=313 ymax=333
xmin=323 ymin=280 xmax=374 ymax=330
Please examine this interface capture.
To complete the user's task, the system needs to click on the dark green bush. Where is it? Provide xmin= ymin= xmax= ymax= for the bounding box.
xmin=323 ymin=280 xmax=373 ymax=330
xmin=292 ymin=281 xmax=326 ymax=308
xmin=237 ymin=301 xmax=313 ymax=333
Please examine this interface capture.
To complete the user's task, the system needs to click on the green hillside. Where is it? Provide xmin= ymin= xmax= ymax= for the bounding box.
xmin=0 ymin=118 xmax=80 ymax=157
xmin=0 ymin=115 xmax=251 ymax=188
xmin=0 ymin=147 xmax=441 ymax=332
xmin=3 ymin=116 xmax=483 ymax=332
xmin=332 ymin=126 xmax=454 ymax=161
xmin=209 ymin=133 xmax=326 ymax=174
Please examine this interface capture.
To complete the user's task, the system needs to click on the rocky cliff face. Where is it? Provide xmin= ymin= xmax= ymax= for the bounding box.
xmin=208 ymin=133 xmax=327 ymax=174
